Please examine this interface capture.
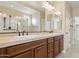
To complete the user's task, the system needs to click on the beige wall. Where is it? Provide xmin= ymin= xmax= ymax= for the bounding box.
xmin=65 ymin=2 xmax=73 ymax=51
xmin=73 ymin=8 xmax=79 ymax=17
xmin=65 ymin=1 xmax=73 ymax=41
xmin=52 ymin=1 xmax=73 ymax=51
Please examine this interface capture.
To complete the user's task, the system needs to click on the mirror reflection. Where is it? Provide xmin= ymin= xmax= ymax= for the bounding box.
xmin=0 ymin=1 xmax=62 ymax=34
xmin=53 ymin=11 xmax=62 ymax=32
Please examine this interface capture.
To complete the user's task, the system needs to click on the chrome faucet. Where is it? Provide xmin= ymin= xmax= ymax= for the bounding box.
xmin=22 ymin=31 xmax=25 ymax=36
xmin=18 ymin=32 xmax=21 ymax=36
xmin=26 ymin=32 xmax=28 ymax=35
xmin=22 ymin=31 xmax=28 ymax=36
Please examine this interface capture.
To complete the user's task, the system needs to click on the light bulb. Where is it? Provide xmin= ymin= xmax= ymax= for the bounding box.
xmin=3 ymin=14 xmax=7 ymax=17
xmin=42 ymin=1 xmax=55 ymax=11
xmin=51 ymin=6 xmax=55 ymax=10
xmin=55 ymin=11 xmax=61 ymax=15
xmin=0 ymin=13 xmax=2 ymax=16
xmin=32 ymin=18 xmax=36 ymax=26
xmin=16 ymin=16 xmax=21 ymax=19
xmin=10 ymin=5 xmax=14 ymax=8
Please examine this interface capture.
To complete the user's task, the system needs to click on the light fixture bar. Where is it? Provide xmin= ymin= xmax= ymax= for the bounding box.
xmin=42 ymin=1 xmax=55 ymax=11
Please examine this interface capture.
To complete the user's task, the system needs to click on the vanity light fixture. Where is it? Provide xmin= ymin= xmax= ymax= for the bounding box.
xmin=51 ymin=6 xmax=55 ymax=10
xmin=0 ymin=13 xmax=7 ymax=17
xmin=3 ymin=14 xmax=7 ymax=17
xmin=16 ymin=16 xmax=22 ymax=19
xmin=23 ymin=15 xmax=27 ymax=19
xmin=54 ymin=11 xmax=61 ymax=16
xmin=42 ymin=1 xmax=55 ymax=11
xmin=15 ymin=16 xmax=19 ymax=18
xmin=42 ymin=2 xmax=49 ymax=8
xmin=0 ymin=13 xmax=2 ymax=16
xmin=18 ymin=17 xmax=22 ymax=19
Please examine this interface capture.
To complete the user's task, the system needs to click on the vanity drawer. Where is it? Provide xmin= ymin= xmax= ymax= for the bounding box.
xmin=6 ymin=39 xmax=47 ymax=57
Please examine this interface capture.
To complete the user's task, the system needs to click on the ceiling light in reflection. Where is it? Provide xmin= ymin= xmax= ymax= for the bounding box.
xmin=51 ymin=6 xmax=55 ymax=10
xmin=55 ymin=11 xmax=61 ymax=15
xmin=0 ymin=13 xmax=2 ymax=16
xmin=42 ymin=2 xmax=55 ymax=11
xmin=16 ymin=16 xmax=22 ymax=19
xmin=42 ymin=2 xmax=48 ymax=8
xmin=10 ymin=5 xmax=14 ymax=8
xmin=32 ymin=18 xmax=36 ymax=26
xmin=23 ymin=15 xmax=27 ymax=18
xmin=3 ymin=14 xmax=7 ymax=17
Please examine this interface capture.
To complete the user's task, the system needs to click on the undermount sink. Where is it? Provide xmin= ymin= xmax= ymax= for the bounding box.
xmin=15 ymin=35 xmax=42 ymax=40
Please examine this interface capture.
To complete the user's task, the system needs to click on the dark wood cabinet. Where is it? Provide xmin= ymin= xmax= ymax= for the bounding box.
xmin=0 ymin=35 xmax=63 ymax=58
xmin=53 ymin=36 xmax=60 ymax=57
xmin=59 ymin=35 xmax=64 ymax=52
xmin=14 ymin=49 xmax=34 ymax=58
xmin=53 ymin=35 xmax=64 ymax=57
xmin=47 ymin=38 xmax=54 ymax=58
xmin=35 ymin=44 xmax=47 ymax=58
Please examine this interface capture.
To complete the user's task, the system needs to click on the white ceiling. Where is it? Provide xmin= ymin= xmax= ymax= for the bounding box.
xmin=18 ymin=1 xmax=45 ymax=12
xmin=0 ymin=1 xmax=45 ymax=15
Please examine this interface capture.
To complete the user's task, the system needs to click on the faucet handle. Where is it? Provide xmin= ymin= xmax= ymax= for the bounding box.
xmin=18 ymin=32 xmax=20 ymax=36
xmin=22 ymin=31 xmax=25 ymax=36
xmin=26 ymin=32 xmax=28 ymax=35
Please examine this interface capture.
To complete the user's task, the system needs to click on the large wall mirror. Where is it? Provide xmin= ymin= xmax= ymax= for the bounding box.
xmin=0 ymin=2 xmax=62 ymax=34
xmin=0 ymin=4 xmax=41 ymax=34
xmin=0 ymin=13 xmax=40 ymax=33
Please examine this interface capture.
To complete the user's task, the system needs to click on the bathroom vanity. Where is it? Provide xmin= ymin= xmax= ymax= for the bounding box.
xmin=0 ymin=33 xmax=63 ymax=58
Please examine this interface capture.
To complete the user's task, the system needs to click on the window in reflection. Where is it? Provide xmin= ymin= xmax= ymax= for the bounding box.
xmin=53 ymin=14 xmax=62 ymax=32
xmin=32 ymin=17 xmax=37 ymax=26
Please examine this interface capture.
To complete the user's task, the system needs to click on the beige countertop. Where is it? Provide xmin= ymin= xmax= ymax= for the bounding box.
xmin=0 ymin=33 xmax=64 ymax=48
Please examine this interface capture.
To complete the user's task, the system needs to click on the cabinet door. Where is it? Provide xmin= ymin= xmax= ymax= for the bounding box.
xmin=53 ymin=40 xmax=59 ymax=57
xmin=59 ymin=36 xmax=63 ymax=52
xmin=48 ymin=43 xmax=54 ymax=58
xmin=14 ymin=50 xmax=34 ymax=58
xmin=47 ymin=38 xmax=54 ymax=58
xmin=35 ymin=44 xmax=47 ymax=58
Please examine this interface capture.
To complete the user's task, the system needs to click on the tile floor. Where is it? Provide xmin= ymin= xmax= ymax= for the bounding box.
xmin=56 ymin=42 xmax=79 ymax=58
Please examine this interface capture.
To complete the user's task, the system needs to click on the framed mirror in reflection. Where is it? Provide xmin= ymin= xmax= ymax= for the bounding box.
xmin=0 ymin=14 xmax=23 ymax=34
xmin=53 ymin=11 xmax=62 ymax=32
xmin=0 ymin=13 xmax=41 ymax=34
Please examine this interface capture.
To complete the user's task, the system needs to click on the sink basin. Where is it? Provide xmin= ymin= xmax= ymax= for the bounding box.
xmin=15 ymin=35 xmax=42 ymax=40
